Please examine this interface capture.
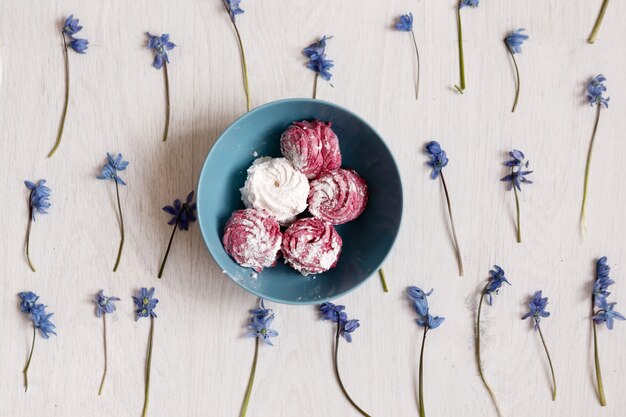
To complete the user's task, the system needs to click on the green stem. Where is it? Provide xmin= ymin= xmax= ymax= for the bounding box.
xmin=513 ymin=177 xmax=522 ymax=243
xmin=588 ymin=0 xmax=610 ymax=44
xmin=232 ymin=22 xmax=250 ymax=112
xmin=418 ymin=327 xmax=428 ymax=417
xmin=440 ymin=172 xmax=464 ymax=276
xmin=593 ymin=295 xmax=607 ymax=406
xmin=162 ymin=63 xmax=170 ymax=142
xmin=113 ymin=181 xmax=125 ymax=272
xmin=222 ymin=1 xmax=250 ymax=111
xmin=239 ymin=337 xmax=259 ymax=417
xmin=23 ymin=326 xmax=36 ymax=392
xmin=535 ymin=323 xmax=556 ymax=401
xmin=476 ymin=290 xmax=503 ymax=417
xmin=48 ymin=32 xmax=70 ymax=158
xmin=141 ymin=317 xmax=154 ymax=417
xmin=158 ymin=219 xmax=179 ymax=278
xmin=334 ymin=320 xmax=371 ymax=417
xmin=507 ymin=46 xmax=521 ymax=112
xmin=580 ymin=105 xmax=602 ymax=235
xmin=454 ymin=4 xmax=465 ymax=93
xmin=98 ymin=314 xmax=108 ymax=396
xmin=25 ymin=193 xmax=36 ymax=272
xmin=410 ymin=30 xmax=420 ymax=100
xmin=378 ymin=267 xmax=389 ymax=293
xmin=313 ymin=73 xmax=318 ymax=99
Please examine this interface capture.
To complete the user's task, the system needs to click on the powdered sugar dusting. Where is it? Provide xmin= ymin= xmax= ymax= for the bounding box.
xmin=308 ymin=169 xmax=368 ymax=225
xmin=240 ymin=157 xmax=309 ymax=225
xmin=282 ymin=218 xmax=343 ymax=276
xmin=280 ymin=120 xmax=341 ymax=180
xmin=222 ymin=209 xmax=282 ymax=272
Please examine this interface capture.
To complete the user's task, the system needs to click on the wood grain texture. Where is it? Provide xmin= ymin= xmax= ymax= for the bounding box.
xmin=1 ymin=0 xmax=625 ymax=416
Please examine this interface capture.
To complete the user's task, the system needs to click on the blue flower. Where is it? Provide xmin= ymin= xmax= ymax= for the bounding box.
xmin=97 ymin=153 xmax=129 ymax=185
xmin=320 ymin=303 xmax=361 ymax=342
xmin=18 ymin=292 xmax=40 ymax=314
xmin=307 ymin=57 xmax=334 ymax=81
xmin=249 ymin=298 xmax=274 ymax=320
xmin=594 ymin=256 xmax=615 ymax=308
xmin=94 ymin=290 xmax=121 ymax=318
xmin=63 ymin=15 xmax=83 ymax=35
xmin=425 ymin=141 xmax=449 ymax=179
xmin=319 ymin=302 xmax=348 ymax=323
xmin=460 ymin=0 xmax=480 ymax=8
xmin=25 ymin=180 xmax=52 ymax=220
xmin=31 ymin=306 xmax=57 ymax=339
xmin=504 ymin=149 xmax=529 ymax=167
xmin=409 ymin=286 xmax=445 ymax=330
xmin=340 ymin=319 xmax=360 ymax=343
xmin=246 ymin=315 xmax=279 ymax=346
xmin=587 ymin=74 xmax=609 ymax=108
xmin=522 ymin=291 xmax=550 ymax=329
xmin=147 ymin=33 xmax=176 ymax=70
xmin=484 ymin=265 xmax=511 ymax=305
xmin=593 ymin=303 xmax=625 ymax=330
xmin=501 ymin=150 xmax=533 ymax=191
xmin=416 ymin=313 xmax=445 ymax=330
xmin=501 ymin=169 xmax=533 ymax=191
xmin=68 ymin=38 xmax=89 ymax=54
xmin=132 ymin=288 xmax=159 ymax=320
xmin=505 ymin=29 xmax=528 ymax=54
xmin=303 ymin=35 xmax=332 ymax=59
xmin=163 ymin=191 xmax=197 ymax=230
xmin=224 ymin=0 xmax=245 ymax=23
xmin=395 ymin=13 xmax=414 ymax=32
xmin=304 ymin=36 xmax=334 ymax=81
xmin=408 ymin=286 xmax=433 ymax=316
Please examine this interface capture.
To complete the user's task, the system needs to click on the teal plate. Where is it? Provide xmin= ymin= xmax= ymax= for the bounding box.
xmin=197 ymin=99 xmax=403 ymax=304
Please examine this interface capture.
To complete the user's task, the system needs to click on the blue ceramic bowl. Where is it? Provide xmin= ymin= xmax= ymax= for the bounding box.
xmin=197 ymin=98 xmax=403 ymax=304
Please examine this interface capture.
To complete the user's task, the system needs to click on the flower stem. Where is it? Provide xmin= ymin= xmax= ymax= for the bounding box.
xmin=454 ymin=4 xmax=465 ymax=94
xmin=48 ymin=32 xmax=70 ymax=158
xmin=313 ymin=73 xmax=318 ymax=99
xmin=113 ymin=181 xmax=124 ymax=272
xmin=378 ymin=267 xmax=389 ymax=292
xmin=410 ymin=30 xmax=420 ymax=100
xmin=25 ymin=193 xmax=36 ymax=272
xmin=580 ymin=105 xmax=602 ymax=235
xmin=239 ymin=337 xmax=259 ymax=417
xmin=141 ymin=317 xmax=154 ymax=417
xmin=231 ymin=21 xmax=251 ymax=112
xmin=162 ymin=63 xmax=170 ymax=142
xmin=418 ymin=327 xmax=428 ymax=417
xmin=440 ymin=172 xmax=463 ymax=276
xmin=476 ymin=290 xmax=503 ymax=417
xmin=588 ymin=0 xmax=610 ymax=44
xmin=158 ymin=220 xmax=179 ymax=279
xmin=23 ymin=326 xmax=36 ymax=392
xmin=592 ymin=295 xmax=607 ymax=406
xmin=334 ymin=320 xmax=371 ymax=417
xmin=222 ymin=0 xmax=250 ymax=111
xmin=507 ymin=46 xmax=521 ymax=113
xmin=536 ymin=323 xmax=557 ymax=401
xmin=513 ymin=178 xmax=522 ymax=243
xmin=98 ymin=314 xmax=108 ymax=396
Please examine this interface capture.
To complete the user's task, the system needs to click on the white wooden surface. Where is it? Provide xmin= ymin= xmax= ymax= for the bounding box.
xmin=1 ymin=1 xmax=625 ymax=416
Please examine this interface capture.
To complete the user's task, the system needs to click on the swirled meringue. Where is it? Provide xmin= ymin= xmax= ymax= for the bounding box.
xmin=222 ymin=208 xmax=282 ymax=272
xmin=280 ymin=120 xmax=342 ymax=179
xmin=240 ymin=157 xmax=310 ymax=225
xmin=308 ymin=169 xmax=368 ymax=225
xmin=282 ymin=218 xmax=343 ymax=276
